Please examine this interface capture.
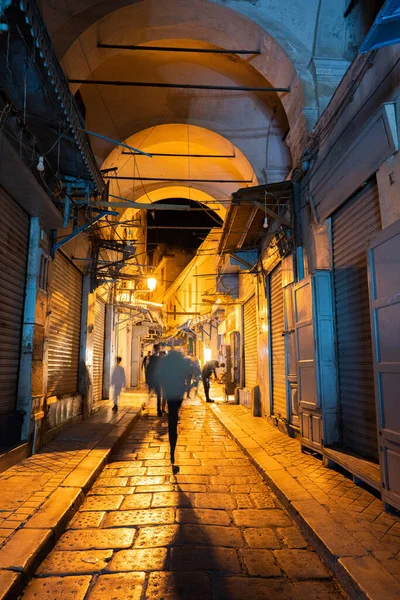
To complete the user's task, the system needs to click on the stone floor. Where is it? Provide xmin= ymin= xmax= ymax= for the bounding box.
xmin=21 ymin=396 xmax=347 ymax=600
xmin=0 ymin=392 xmax=144 ymax=550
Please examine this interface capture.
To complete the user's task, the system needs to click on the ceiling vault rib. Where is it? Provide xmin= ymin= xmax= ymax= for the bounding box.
xmin=97 ymin=43 xmax=261 ymax=55
xmin=69 ymin=79 xmax=290 ymax=93
xmin=104 ymin=176 xmax=253 ymax=183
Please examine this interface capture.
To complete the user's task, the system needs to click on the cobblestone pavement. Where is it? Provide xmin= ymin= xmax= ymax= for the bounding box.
xmin=21 ymin=396 xmax=347 ymax=600
xmin=211 ymin=401 xmax=400 ymax=582
xmin=0 ymin=392 xmax=143 ymax=548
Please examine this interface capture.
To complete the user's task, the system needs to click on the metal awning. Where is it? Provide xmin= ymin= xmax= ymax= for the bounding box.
xmin=218 ymin=181 xmax=293 ymax=254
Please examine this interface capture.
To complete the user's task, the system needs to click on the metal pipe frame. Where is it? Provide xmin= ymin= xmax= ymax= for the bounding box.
xmin=104 ymin=176 xmax=253 ymax=183
xmin=69 ymin=79 xmax=290 ymax=93
xmin=98 ymin=43 xmax=261 ymax=55
xmin=121 ymin=151 xmax=235 ymax=158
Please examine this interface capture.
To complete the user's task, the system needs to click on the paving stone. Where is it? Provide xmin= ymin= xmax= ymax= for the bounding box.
xmin=94 ymin=477 xmax=128 ymax=487
xmin=338 ymin=555 xmax=400 ymax=599
xmin=87 ymin=572 xmax=145 ymax=599
xmin=117 ymin=468 xmax=146 ymax=476
xmin=170 ymin=546 xmax=241 ymax=573
xmin=88 ymin=487 xmax=135 ymax=496
xmin=194 ymin=493 xmax=236 ymax=509
xmin=277 ymin=527 xmax=308 ymax=549
xmin=108 ymin=548 xmax=167 ymax=571
xmin=68 ymin=512 xmax=105 ymax=529
xmin=174 ymin=484 xmax=207 ymax=492
xmin=240 ymin=549 xmax=281 ymax=577
xmin=234 ymin=494 xmax=254 ymax=508
xmin=146 ymin=467 xmax=176 ymax=476
xmin=233 ymin=509 xmax=292 ymax=528
xmin=22 ymin=575 xmax=91 ymax=600
xmin=152 ymin=492 xmax=193 ymax=508
xmin=0 ymin=528 xmax=52 ymax=571
xmin=81 ymin=495 xmax=124 ymax=511
xmin=176 ymin=508 xmax=231 ymax=526
xmin=146 ymin=571 xmax=212 ymax=600
xmin=274 ymin=550 xmax=330 ymax=580
xmin=120 ymin=494 xmax=152 ymax=510
xmin=37 ymin=550 xmax=112 ymax=575
xmin=243 ymin=528 xmax=282 ymax=549
xmin=216 ymin=577 xmax=295 ymax=600
xmin=287 ymin=581 xmax=347 ymax=600
xmin=136 ymin=484 xmax=174 ymax=493
xmin=104 ymin=508 xmax=175 ymax=527
xmin=173 ymin=475 xmax=209 ymax=484
xmin=0 ymin=569 xmax=21 ymax=600
xmin=130 ymin=476 xmax=166 ymax=486
xmin=251 ymin=493 xmax=277 ymax=509
xmin=179 ymin=524 xmax=243 ymax=547
xmin=107 ymin=462 xmax=142 ymax=469
xmin=134 ymin=525 xmax=179 ymax=548
xmin=57 ymin=528 xmax=135 ymax=550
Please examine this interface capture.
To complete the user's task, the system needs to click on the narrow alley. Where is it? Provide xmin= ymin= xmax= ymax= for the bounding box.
xmin=21 ymin=396 xmax=345 ymax=600
xmin=1 ymin=0 xmax=400 ymax=598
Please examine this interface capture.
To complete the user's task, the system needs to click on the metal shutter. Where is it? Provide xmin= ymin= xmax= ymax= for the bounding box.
xmin=244 ymin=294 xmax=257 ymax=388
xmin=93 ymin=296 xmax=106 ymax=403
xmin=47 ymin=252 xmax=83 ymax=396
xmin=0 ymin=188 xmax=29 ymax=414
xmin=332 ymin=180 xmax=381 ymax=460
xmin=270 ymin=263 xmax=286 ymax=419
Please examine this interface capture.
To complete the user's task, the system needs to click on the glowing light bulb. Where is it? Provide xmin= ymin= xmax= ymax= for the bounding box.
xmin=37 ymin=156 xmax=44 ymax=172
xmin=263 ymin=216 xmax=268 ymax=229
xmin=147 ymin=277 xmax=157 ymax=291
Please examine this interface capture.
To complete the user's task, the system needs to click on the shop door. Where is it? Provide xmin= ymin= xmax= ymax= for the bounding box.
xmin=47 ymin=252 xmax=83 ymax=396
xmin=0 ymin=188 xmax=29 ymax=448
xmin=367 ymin=218 xmax=400 ymax=510
xmin=270 ymin=263 xmax=286 ymax=419
xmin=332 ymin=180 xmax=381 ymax=460
xmin=243 ymin=295 xmax=257 ymax=389
xmin=93 ymin=296 xmax=106 ymax=403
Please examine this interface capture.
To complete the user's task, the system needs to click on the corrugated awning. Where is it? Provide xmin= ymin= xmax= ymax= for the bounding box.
xmin=218 ymin=181 xmax=293 ymax=254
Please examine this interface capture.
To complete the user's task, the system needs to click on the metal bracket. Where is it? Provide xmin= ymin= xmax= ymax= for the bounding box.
xmin=51 ymin=210 xmax=118 ymax=258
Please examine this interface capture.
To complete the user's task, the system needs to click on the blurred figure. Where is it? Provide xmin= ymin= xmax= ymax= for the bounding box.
xmin=111 ymin=356 xmax=126 ymax=411
xmin=201 ymin=359 xmax=219 ymax=403
xmin=215 ymin=362 xmax=226 ymax=383
xmin=184 ymin=353 xmax=194 ymax=397
xmin=157 ymin=349 xmax=191 ymax=465
xmin=147 ymin=344 xmax=165 ymax=416
xmin=142 ymin=351 xmax=151 ymax=386
xmin=189 ymin=355 xmax=201 ymax=398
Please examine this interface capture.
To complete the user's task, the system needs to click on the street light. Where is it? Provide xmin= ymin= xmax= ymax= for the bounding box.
xmin=147 ymin=277 xmax=157 ymax=292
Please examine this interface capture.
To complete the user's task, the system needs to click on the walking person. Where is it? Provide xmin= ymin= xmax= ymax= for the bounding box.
xmin=111 ymin=356 xmax=126 ymax=411
xmin=190 ymin=356 xmax=201 ymax=398
xmin=142 ymin=351 xmax=151 ymax=386
xmin=201 ymin=359 xmax=219 ymax=403
xmin=157 ymin=349 xmax=191 ymax=466
xmin=147 ymin=344 xmax=165 ymax=416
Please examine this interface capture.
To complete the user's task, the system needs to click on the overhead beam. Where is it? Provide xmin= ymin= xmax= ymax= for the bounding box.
xmin=121 ymin=151 xmax=235 ymax=158
xmin=93 ymin=202 xmax=220 ymax=211
xmin=104 ymin=176 xmax=253 ymax=183
xmin=98 ymin=43 xmax=261 ymax=55
xmin=69 ymin=79 xmax=290 ymax=93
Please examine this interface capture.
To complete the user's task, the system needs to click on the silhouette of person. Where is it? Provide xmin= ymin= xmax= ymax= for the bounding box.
xmin=201 ymin=359 xmax=219 ymax=402
xmin=157 ymin=349 xmax=191 ymax=465
xmin=111 ymin=356 xmax=126 ymax=411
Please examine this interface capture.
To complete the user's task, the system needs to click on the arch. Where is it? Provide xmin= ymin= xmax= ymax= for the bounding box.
xmin=61 ymin=0 xmax=315 ymax=164
xmin=101 ymin=123 xmax=259 ymax=219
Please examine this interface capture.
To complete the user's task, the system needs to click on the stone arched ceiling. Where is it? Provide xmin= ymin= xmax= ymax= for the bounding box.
xmin=60 ymin=0 xmax=308 ymax=168
xmin=102 ymin=124 xmax=258 ymax=219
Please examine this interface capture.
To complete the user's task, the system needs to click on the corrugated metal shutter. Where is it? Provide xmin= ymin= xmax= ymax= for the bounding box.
xmin=47 ymin=252 xmax=82 ymax=396
xmin=270 ymin=263 xmax=286 ymax=419
xmin=332 ymin=180 xmax=381 ymax=460
xmin=244 ymin=294 xmax=257 ymax=388
xmin=0 ymin=188 xmax=29 ymax=414
xmin=93 ymin=296 xmax=106 ymax=403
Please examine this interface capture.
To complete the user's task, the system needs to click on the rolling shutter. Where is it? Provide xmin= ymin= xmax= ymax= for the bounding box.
xmin=93 ymin=296 xmax=106 ymax=403
xmin=332 ymin=180 xmax=381 ymax=460
xmin=47 ymin=252 xmax=82 ymax=396
xmin=0 ymin=188 xmax=29 ymax=414
xmin=244 ymin=294 xmax=257 ymax=388
xmin=270 ymin=263 xmax=286 ymax=419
